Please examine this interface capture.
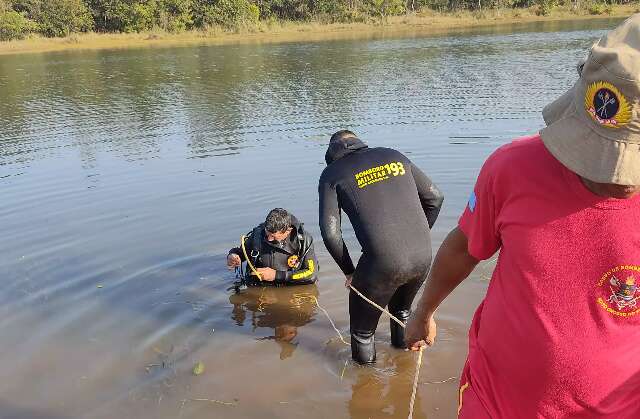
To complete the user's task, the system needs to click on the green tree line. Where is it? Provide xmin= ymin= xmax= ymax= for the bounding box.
xmin=0 ymin=0 xmax=634 ymax=41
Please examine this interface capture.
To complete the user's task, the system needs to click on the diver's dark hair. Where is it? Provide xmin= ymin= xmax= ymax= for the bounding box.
xmin=330 ymin=130 xmax=357 ymax=143
xmin=265 ymin=208 xmax=292 ymax=233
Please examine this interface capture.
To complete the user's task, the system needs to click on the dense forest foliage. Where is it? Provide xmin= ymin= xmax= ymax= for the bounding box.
xmin=0 ymin=0 xmax=634 ymax=40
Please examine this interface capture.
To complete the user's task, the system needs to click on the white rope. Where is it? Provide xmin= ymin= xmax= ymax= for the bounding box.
xmin=282 ymin=282 xmax=424 ymax=419
xmin=348 ymin=284 xmax=406 ymax=328
xmin=311 ymin=296 xmax=350 ymax=346
xmin=407 ymin=346 xmax=424 ymax=419
xmin=349 ymin=284 xmax=424 ymax=419
xmin=312 ymin=284 xmax=408 ymax=345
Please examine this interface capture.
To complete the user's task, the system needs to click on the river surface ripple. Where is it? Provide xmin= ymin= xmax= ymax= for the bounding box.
xmin=0 ymin=18 xmax=620 ymax=419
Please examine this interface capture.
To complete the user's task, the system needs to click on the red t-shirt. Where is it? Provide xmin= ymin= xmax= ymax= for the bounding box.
xmin=459 ymin=135 xmax=640 ymax=418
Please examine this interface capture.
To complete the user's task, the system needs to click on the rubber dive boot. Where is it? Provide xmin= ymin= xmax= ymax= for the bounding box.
xmin=390 ymin=310 xmax=411 ymax=348
xmin=351 ymin=330 xmax=376 ymax=365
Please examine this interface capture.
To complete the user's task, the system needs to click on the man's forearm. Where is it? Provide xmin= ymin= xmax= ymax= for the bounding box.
xmin=320 ymin=221 xmax=355 ymax=274
xmin=415 ymin=227 xmax=479 ymax=316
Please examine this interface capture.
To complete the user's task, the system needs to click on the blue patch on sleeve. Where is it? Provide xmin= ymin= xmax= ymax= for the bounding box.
xmin=468 ymin=191 xmax=477 ymax=213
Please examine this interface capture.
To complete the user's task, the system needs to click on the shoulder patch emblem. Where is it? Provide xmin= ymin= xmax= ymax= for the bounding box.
xmin=468 ymin=191 xmax=477 ymax=213
xmin=585 ymin=81 xmax=631 ymax=128
xmin=596 ymin=265 xmax=640 ymax=317
xmin=287 ymin=255 xmax=299 ymax=268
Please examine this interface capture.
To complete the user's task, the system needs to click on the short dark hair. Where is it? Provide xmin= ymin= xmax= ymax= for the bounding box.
xmin=265 ymin=208 xmax=292 ymax=233
xmin=330 ymin=130 xmax=357 ymax=143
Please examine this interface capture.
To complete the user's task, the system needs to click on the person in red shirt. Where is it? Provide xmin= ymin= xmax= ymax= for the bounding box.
xmin=405 ymin=15 xmax=640 ymax=418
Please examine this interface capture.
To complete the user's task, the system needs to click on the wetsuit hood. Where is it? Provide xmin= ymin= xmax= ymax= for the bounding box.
xmin=325 ymin=137 xmax=368 ymax=165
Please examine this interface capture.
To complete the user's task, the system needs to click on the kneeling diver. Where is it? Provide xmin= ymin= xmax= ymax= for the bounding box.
xmin=227 ymin=208 xmax=318 ymax=286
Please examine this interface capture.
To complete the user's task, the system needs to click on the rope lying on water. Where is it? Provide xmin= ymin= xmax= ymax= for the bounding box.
xmin=310 ymin=295 xmax=351 ymax=346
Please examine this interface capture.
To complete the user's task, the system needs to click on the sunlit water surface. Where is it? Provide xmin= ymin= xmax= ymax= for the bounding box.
xmin=0 ymin=18 xmax=622 ymax=419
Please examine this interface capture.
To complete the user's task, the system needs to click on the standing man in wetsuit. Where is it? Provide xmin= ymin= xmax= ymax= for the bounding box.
xmin=318 ymin=130 xmax=443 ymax=364
xmin=227 ymin=208 xmax=318 ymax=286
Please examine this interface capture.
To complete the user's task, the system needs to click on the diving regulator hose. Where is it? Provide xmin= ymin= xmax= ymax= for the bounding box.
xmin=240 ymin=235 xmax=262 ymax=280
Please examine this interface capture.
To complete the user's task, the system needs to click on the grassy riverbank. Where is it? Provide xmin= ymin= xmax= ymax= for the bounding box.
xmin=0 ymin=4 xmax=636 ymax=56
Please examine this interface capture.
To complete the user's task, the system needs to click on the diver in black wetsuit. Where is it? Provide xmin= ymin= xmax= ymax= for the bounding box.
xmin=318 ymin=130 xmax=443 ymax=364
xmin=227 ymin=208 xmax=318 ymax=286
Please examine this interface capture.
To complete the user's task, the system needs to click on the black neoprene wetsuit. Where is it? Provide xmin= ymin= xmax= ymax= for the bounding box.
xmin=229 ymin=216 xmax=318 ymax=286
xmin=318 ymin=136 xmax=443 ymax=363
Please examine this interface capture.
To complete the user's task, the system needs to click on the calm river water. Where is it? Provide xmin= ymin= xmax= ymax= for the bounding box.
xmin=0 ymin=18 xmax=623 ymax=419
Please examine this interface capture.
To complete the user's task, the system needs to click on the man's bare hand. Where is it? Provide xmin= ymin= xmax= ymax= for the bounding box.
xmin=227 ymin=253 xmax=241 ymax=269
xmin=254 ymin=267 xmax=276 ymax=282
xmin=345 ymin=274 xmax=353 ymax=288
xmin=404 ymin=311 xmax=437 ymax=350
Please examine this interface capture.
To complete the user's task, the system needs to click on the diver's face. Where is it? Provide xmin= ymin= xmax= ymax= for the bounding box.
xmin=265 ymin=228 xmax=291 ymax=243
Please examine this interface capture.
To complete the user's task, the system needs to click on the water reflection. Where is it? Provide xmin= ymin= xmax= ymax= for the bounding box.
xmin=0 ymin=19 xmax=626 ymax=419
xmin=0 ymin=19 xmax=621 ymax=170
xmin=229 ymin=285 xmax=319 ymax=360
xmin=348 ymin=353 xmax=426 ymax=419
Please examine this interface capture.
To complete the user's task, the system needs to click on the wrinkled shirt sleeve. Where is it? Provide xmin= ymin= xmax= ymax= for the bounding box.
xmin=458 ymin=152 xmax=503 ymax=261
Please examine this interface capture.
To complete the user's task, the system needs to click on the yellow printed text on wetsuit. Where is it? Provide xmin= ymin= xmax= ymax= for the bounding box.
xmin=354 ymin=162 xmax=406 ymax=189
xmin=292 ymin=259 xmax=315 ymax=280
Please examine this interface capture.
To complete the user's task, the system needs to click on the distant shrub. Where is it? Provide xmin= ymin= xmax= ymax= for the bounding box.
xmin=314 ymin=0 xmax=344 ymax=15
xmin=88 ymin=0 xmax=193 ymax=33
xmin=416 ymin=0 xmax=450 ymax=11
xmin=0 ymin=10 xmax=36 ymax=40
xmin=126 ymin=2 xmax=157 ymax=32
xmin=535 ymin=0 xmax=556 ymax=15
xmin=2 ymin=0 xmax=637 ymax=39
xmin=13 ymin=0 xmax=93 ymax=37
xmin=158 ymin=0 xmax=194 ymax=32
xmin=366 ymin=0 xmax=406 ymax=20
xmin=587 ymin=1 xmax=611 ymax=14
xmin=196 ymin=0 xmax=259 ymax=29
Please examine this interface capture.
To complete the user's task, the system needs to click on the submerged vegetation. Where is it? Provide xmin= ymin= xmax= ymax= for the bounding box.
xmin=0 ymin=0 xmax=637 ymax=42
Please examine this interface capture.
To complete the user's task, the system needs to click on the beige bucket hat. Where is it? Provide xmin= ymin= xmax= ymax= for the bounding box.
xmin=541 ymin=14 xmax=640 ymax=185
